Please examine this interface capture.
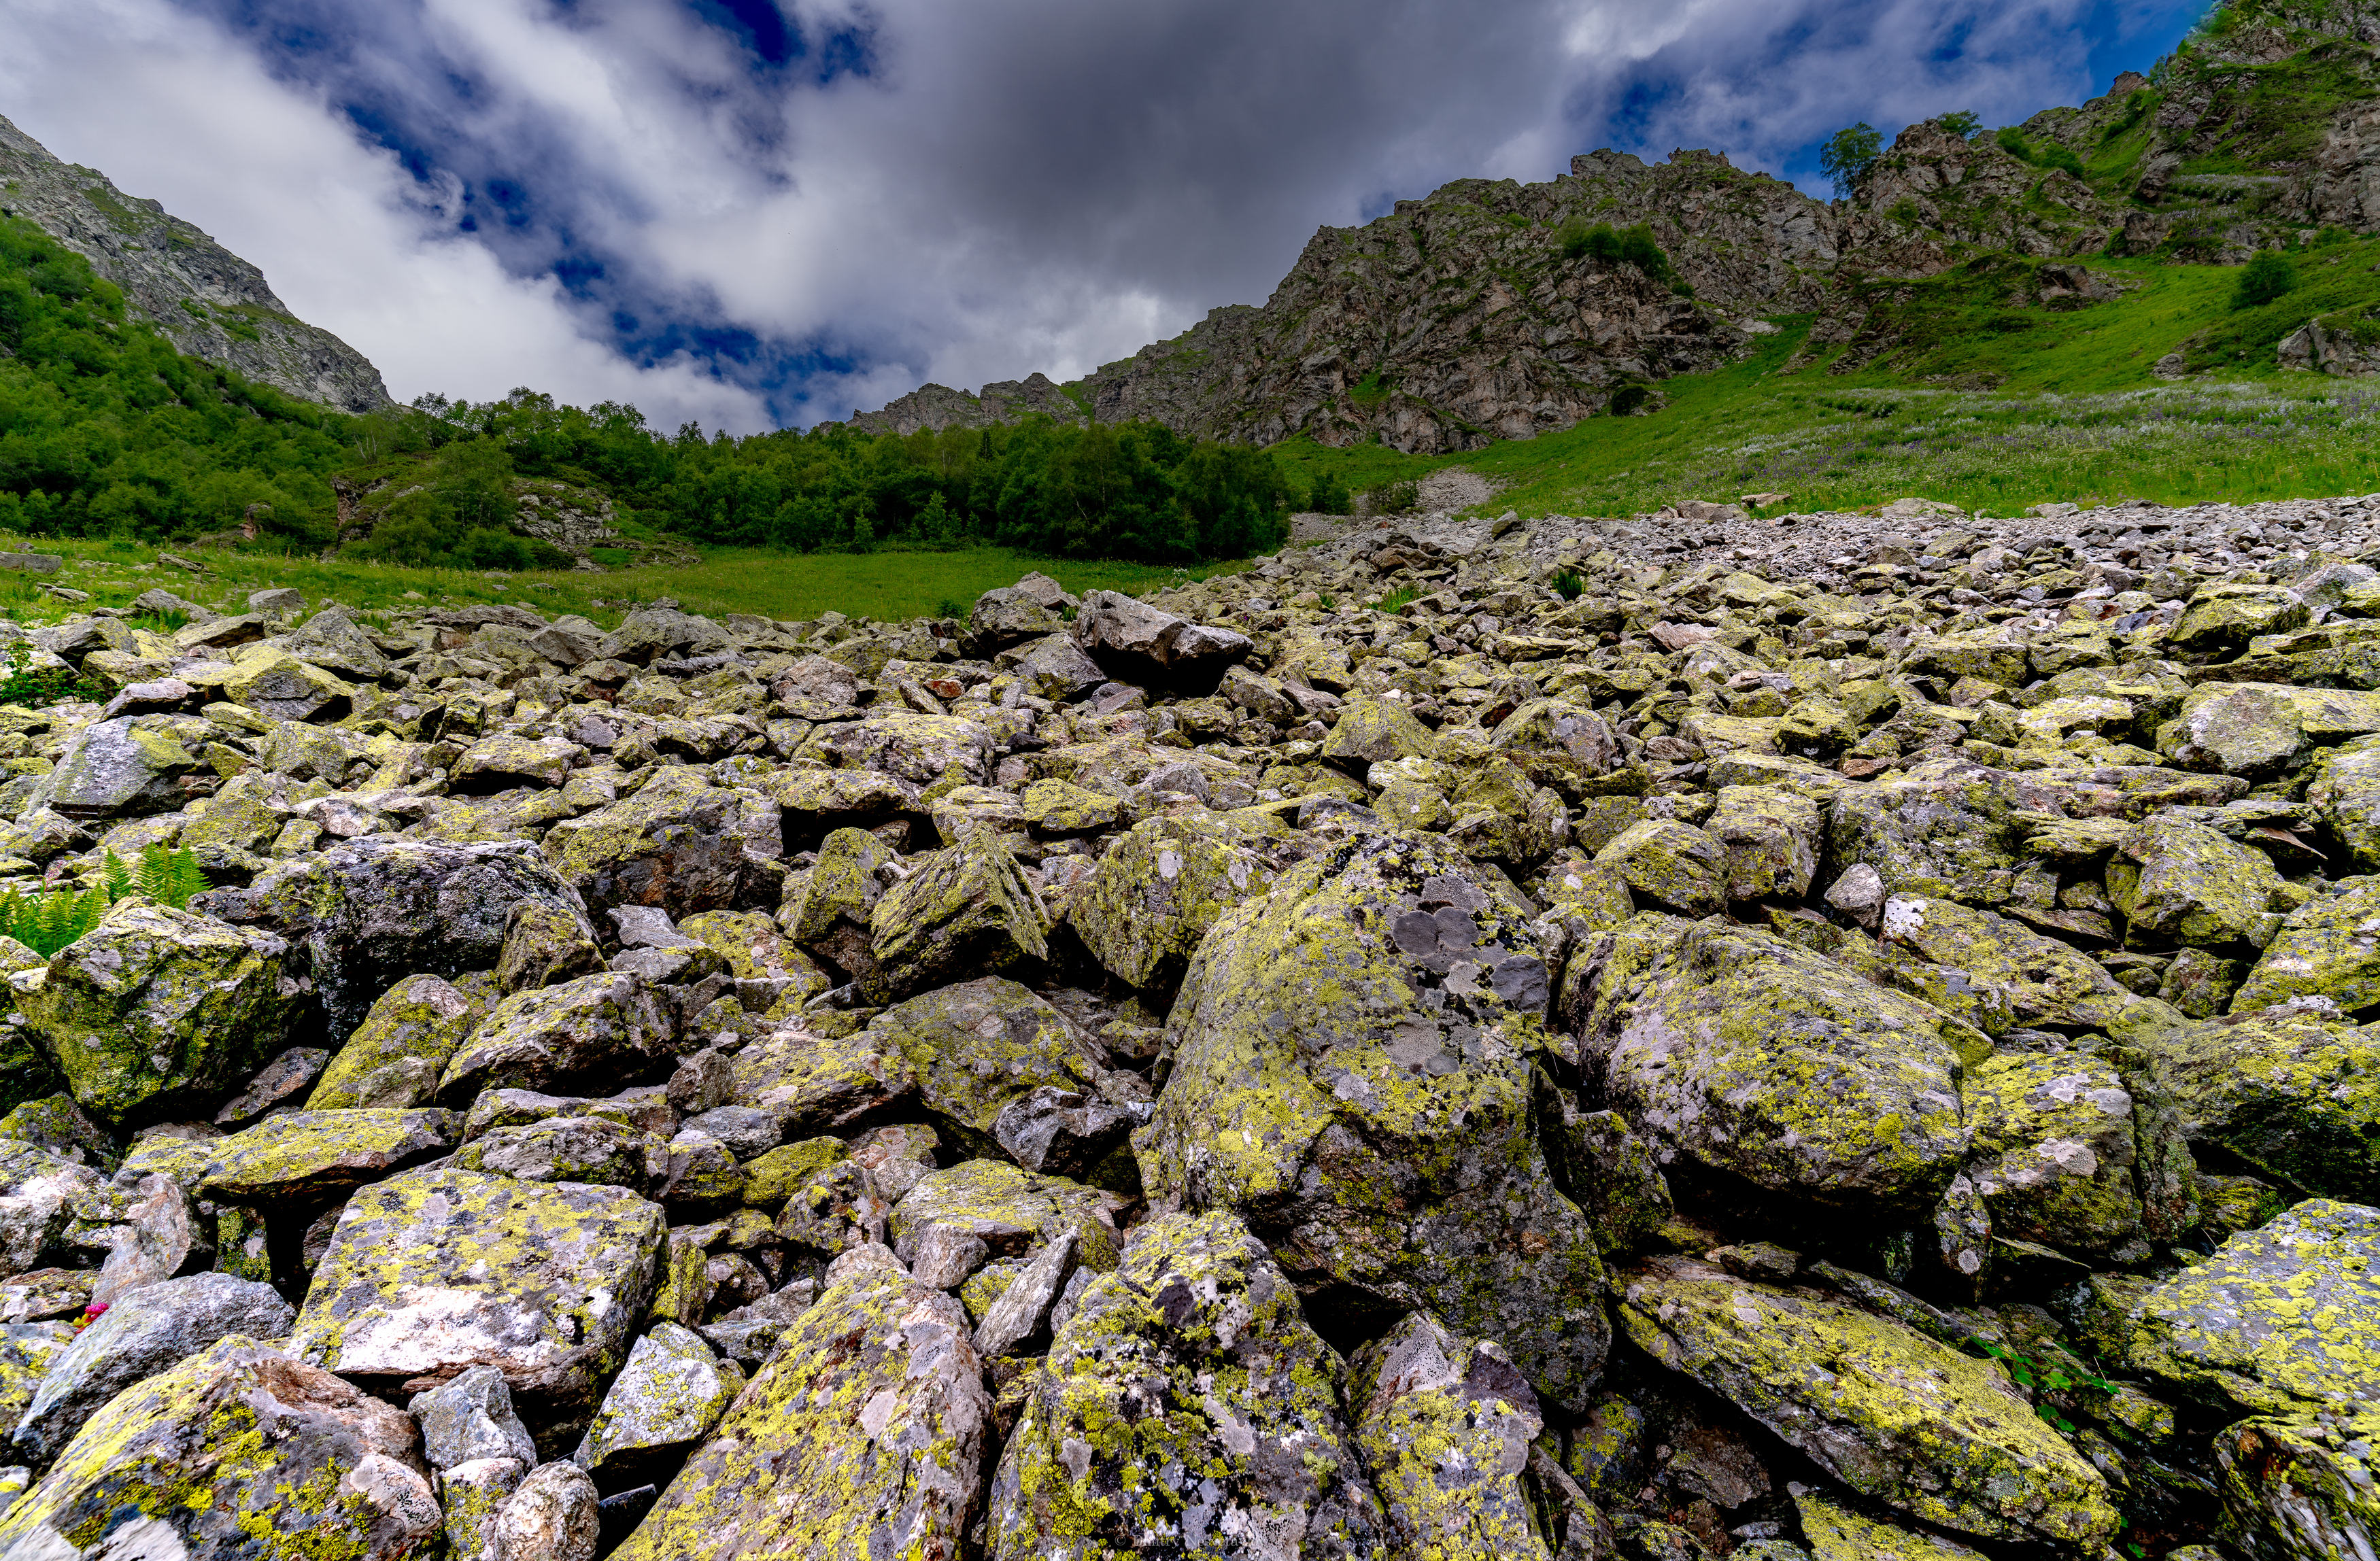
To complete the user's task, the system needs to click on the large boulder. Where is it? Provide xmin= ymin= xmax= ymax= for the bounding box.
xmin=203 ymin=836 xmax=596 ymax=1042
xmin=308 ymin=972 xmax=490 ymax=1110
xmin=543 ymin=766 xmax=777 ymax=922
xmin=0 ymin=1335 xmax=441 ymax=1560
xmin=2232 ymin=874 xmax=2380 ymax=1013
xmin=867 ymin=829 xmax=1051 ymax=1001
xmin=1574 ymin=917 xmax=1979 ymax=1215
xmin=1071 ymin=589 xmax=1253 ymax=694
xmin=571 ymin=1321 xmax=744 ymax=1487
xmin=31 ymin=715 xmax=198 ymax=820
xmin=611 ymin=1266 xmax=988 ymax=1561
xmin=11 ymin=1271 xmax=296 ymax=1466
xmin=869 ymin=978 xmax=1145 ymax=1184
xmin=1136 ymin=832 xmax=1608 ymax=1409
xmin=1959 ymin=1051 xmax=2194 ymax=1263
xmin=806 ymin=710 xmax=997 ymax=785
xmin=1619 ymin=1253 xmax=2119 ymax=1547
xmin=180 ymin=1108 xmax=459 ymax=1203
xmin=437 ymin=970 xmax=675 ymax=1103
xmin=1350 ymin=1311 xmax=1545 ymax=1559
xmin=292 ymin=1167 xmax=668 ymax=1418
xmin=1068 ymin=813 xmax=1280 ymax=994
xmin=2113 ymin=816 xmax=2283 ymax=948
xmin=2145 ymin=1010 xmax=2380 ymax=1201
xmin=1827 ymin=756 xmax=2026 ymax=904
xmin=16 ymin=901 xmax=294 ymax=1126
xmin=987 ymin=1210 xmax=1387 ymax=1556
xmin=1876 ymin=895 xmax=2136 ymax=1035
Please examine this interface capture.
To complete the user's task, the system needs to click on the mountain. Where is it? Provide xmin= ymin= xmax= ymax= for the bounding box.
xmin=0 ymin=112 xmax=390 ymax=413
xmin=849 ymin=0 xmax=2380 ymax=453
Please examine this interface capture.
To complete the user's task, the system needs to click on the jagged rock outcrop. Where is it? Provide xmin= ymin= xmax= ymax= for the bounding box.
xmin=0 ymin=113 xmax=391 ymax=413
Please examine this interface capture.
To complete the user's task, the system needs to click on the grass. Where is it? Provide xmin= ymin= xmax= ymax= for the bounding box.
xmin=1269 ymin=238 xmax=2380 ymax=521
xmin=0 ymin=541 xmax=1255 ymax=630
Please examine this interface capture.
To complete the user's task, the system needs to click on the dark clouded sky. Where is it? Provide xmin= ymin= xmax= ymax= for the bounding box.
xmin=0 ymin=0 xmax=2205 ymax=432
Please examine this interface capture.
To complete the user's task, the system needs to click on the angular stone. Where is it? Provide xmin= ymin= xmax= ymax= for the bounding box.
xmin=490 ymin=1459 xmax=599 ymax=1561
xmin=610 ymin=1268 xmax=987 ymax=1561
xmin=1071 ymin=589 xmax=1253 ymax=694
xmin=455 ymin=1114 xmax=653 ymax=1187
xmin=543 ymin=766 xmax=770 ymax=922
xmin=2146 ymin=1010 xmax=2380 ymax=1201
xmin=17 ymin=901 xmax=293 ymax=1127
xmin=11 ymin=1271 xmax=296 ymax=1466
xmin=0 ymin=1320 xmax=71 ymax=1430
xmin=1576 ymin=917 xmax=1977 ymax=1215
xmin=437 ymin=970 xmax=674 ymax=1103
xmin=1351 ymin=1311 xmax=1545 ymax=1559
xmin=456 ymin=733 xmax=579 ymax=791
xmin=410 ymin=1362 xmax=537 ymax=1470
xmin=1322 ymin=693 xmax=1440 ymax=766
xmin=0 ymin=1335 xmax=440 ymax=1561
xmin=1070 ymin=812 xmax=1278 ymax=993
xmin=888 ymin=1159 xmax=1125 ymax=1282
xmin=292 ymin=1167 xmax=667 ymax=1417
xmin=1876 ymin=895 xmax=2135 ymax=1035
xmin=987 ymin=1210 xmax=1386 ymax=1557
xmin=1827 ymin=757 xmax=2026 ymax=904
xmin=2213 ymin=1408 xmax=2380 ymax=1561
xmin=309 ymin=973 xmax=489 ymax=1111
xmin=1960 ymin=1052 xmax=2192 ymax=1261
xmin=868 ymin=829 xmax=1051 ymax=1001
xmin=1708 ymin=785 xmax=1821 ymax=903
xmin=2129 ymin=1198 xmax=2379 ymax=1418
xmin=2115 ymin=817 xmax=2283 ymax=947
xmin=2234 ymin=875 xmax=2380 ymax=1013
xmin=1620 ymin=1253 xmax=2117 ymax=1546
xmin=221 ymin=642 xmax=355 ymax=721
xmin=573 ymin=1322 xmax=745 ymax=1483
xmin=1137 ymin=831 xmax=1605 ymax=1409
xmin=730 ymin=1022 xmax=919 ymax=1133
xmin=31 ymin=715 xmax=197 ymax=820
xmin=807 ymin=710 xmax=996 ymax=785
xmin=184 ymin=1108 xmax=458 ymax=1202
xmin=1597 ymin=817 xmax=1727 ymax=916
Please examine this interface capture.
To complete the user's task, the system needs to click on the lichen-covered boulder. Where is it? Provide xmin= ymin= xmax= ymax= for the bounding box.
xmin=543 ymin=766 xmax=774 ymax=922
xmin=1323 ymin=693 xmax=1440 ymax=766
xmin=182 ymin=1107 xmax=458 ymax=1203
xmin=0 ymin=1335 xmax=441 ymax=1560
xmin=1071 ymin=589 xmax=1253 ymax=695
xmin=1136 ymin=831 xmax=1607 ymax=1409
xmin=16 ymin=900 xmax=294 ymax=1126
xmin=0 ymin=1320 xmax=71 ymax=1430
xmin=489 ymin=1458 xmax=598 ymax=1561
xmin=809 ymin=709 xmax=998 ymax=785
xmin=437 ymin=970 xmax=673 ymax=1103
xmin=2145 ymin=1010 xmax=2380 ymax=1201
xmin=454 ymin=1114 xmax=652 ymax=1187
xmin=1826 ymin=756 xmax=2026 ymax=904
xmin=730 ymin=1021 xmax=919 ymax=1133
xmin=888 ymin=1159 xmax=1125 ymax=1287
xmin=2232 ymin=875 xmax=2380 ymax=1014
xmin=2213 ymin=1407 xmax=2380 ymax=1561
xmin=867 ymin=829 xmax=1051 ymax=1001
xmin=309 ymin=973 xmax=489 ymax=1111
xmin=2128 ymin=1198 xmax=2378 ymax=1418
xmin=1446 ymin=753 xmax=1571 ymax=870
xmin=870 ymin=978 xmax=1144 ymax=1184
xmin=11 ymin=1270 xmax=296 ymax=1466
xmin=0 ymin=1143 xmax=107 ymax=1275
xmin=205 ymin=836 xmax=593 ymax=1042
xmin=1576 ymin=917 xmax=1977 ymax=1216
xmin=1792 ymin=1481 xmax=1985 ymax=1561
xmin=2113 ymin=816 xmax=2283 ymax=947
xmin=1960 ymin=1052 xmax=2194 ymax=1262
xmin=987 ymin=1210 xmax=1387 ymax=1557
xmin=611 ymin=1267 xmax=987 ymax=1561
xmin=1070 ymin=813 xmax=1280 ymax=994
xmin=2307 ymin=733 xmax=2380 ymax=872
xmin=1875 ymin=895 xmax=2136 ymax=1035
xmin=455 ymin=733 xmax=579 ymax=791
xmin=2158 ymin=682 xmax=2380 ymax=778
xmin=1619 ymin=1253 xmax=2118 ymax=1547
xmin=1708 ymin=785 xmax=1821 ymax=904
xmin=31 ymin=715 xmax=197 ymax=820
xmin=1596 ymin=817 xmax=1727 ymax=916
xmin=1491 ymin=697 xmax=1632 ymax=802
xmin=496 ymin=899 xmax=606 ymax=993
xmin=1018 ymin=777 xmax=1121 ymax=836
xmin=292 ymin=1167 xmax=667 ymax=1418
xmin=409 ymin=1362 xmax=537 ymax=1469
xmin=573 ymin=1321 xmax=745 ymax=1485
xmin=781 ymin=824 xmax=897 ymax=984
xmin=1351 ymin=1311 xmax=1546 ymax=1560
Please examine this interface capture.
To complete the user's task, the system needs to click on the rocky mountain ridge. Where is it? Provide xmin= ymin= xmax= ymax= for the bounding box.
xmin=0 ymin=112 xmax=391 ymax=414
xmin=851 ymin=0 xmax=2380 ymax=454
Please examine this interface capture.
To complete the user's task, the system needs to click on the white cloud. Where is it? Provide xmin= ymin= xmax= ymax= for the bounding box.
xmin=0 ymin=0 xmax=774 ymax=432
xmin=0 ymin=0 xmax=2196 ymax=430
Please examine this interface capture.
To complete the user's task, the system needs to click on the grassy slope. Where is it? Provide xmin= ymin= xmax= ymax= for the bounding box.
xmin=0 ymin=541 xmax=1245 ymax=631
xmin=1272 ymin=237 xmax=2380 ymax=522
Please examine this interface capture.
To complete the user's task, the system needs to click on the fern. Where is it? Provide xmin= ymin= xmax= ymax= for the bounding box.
xmin=133 ymin=844 xmax=207 ymax=909
xmin=0 ymin=845 xmax=208 ymax=957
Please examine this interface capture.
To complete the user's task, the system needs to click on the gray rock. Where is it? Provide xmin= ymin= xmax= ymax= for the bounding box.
xmin=572 ymin=1322 xmax=745 ymax=1482
xmin=1072 ymin=589 xmax=1253 ymax=693
xmin=11 ymin=1270 xmax=296 ymax=1466
xmin=492 ymin=1459 xmax=600 ymax=1561
xmin=410 ymin=1363 xmax=538 ymax=1471
xmin=971 ymin=1226 xmax=1075 ymax=1358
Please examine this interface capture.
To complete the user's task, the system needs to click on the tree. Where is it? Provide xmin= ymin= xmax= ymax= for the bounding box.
xmin=2234 ymin=249 xmax=2298 ymax=309
xmin=1937 ymin=111 xmax=1982 ymax=139
xmin=1820 ymin=124 xmax=1884 ymax=196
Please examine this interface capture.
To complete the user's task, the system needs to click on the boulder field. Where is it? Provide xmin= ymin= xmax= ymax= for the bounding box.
xmin=0 ymin=492 xmax=2370 ymax=1560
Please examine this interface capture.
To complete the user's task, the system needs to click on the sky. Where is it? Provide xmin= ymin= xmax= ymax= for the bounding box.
xmin=0 ymin=0 xmax=2207 ymax=434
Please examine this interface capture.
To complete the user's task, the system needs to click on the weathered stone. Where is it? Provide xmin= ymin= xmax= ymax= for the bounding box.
xmin=2115 ymin=815 xmax=2283 ymax=947
xmin=410 ymin=1362 xmax=537 ymax=1470
xmin=490 ymin=1459 xmax=599 ymax=1561
xmin=1960 ymin=1051 xmax=2192 ymax=1262
xmin=1323 ymin=693 xmax=1440 ymax=766
xmin=11 ymin=1271 xmax=296 ymax=1466
xmin=1596 ymin=817 xmax=1727 ymax=915
xmin=437 ymin=970 xmax=674 ymax=1103
xmin=888 ymin=1159 xmax=1124 ymax=1283
xmin=1137 ymin=831 xmax=1606 ymax=1409
xmin=293 ymin=1167 xmax=667 ymax=1417
xmin=1351 ymin=1311 xmax=1545 ymax=1559
xmin=543 ymin=766 xmax=772 ymax=921
xmin=1708 ymin=784 xmax=1821 ymax=902
xmin=987 ymin=1210 xmax=1387 ymax=1557
xmin=572 ymin=1322 xmax=745 ymax=1483
xmin=309 ymin=973 xmax=489 ymax=1111
xmin=0 ymin=1335 xmax=441 ymax=1560
xmin=31 ymin=715 xmax=197 ymax=820
xmin=611 ymin=1267 xmax=987 ymax=1561
xmin=1620 ymin=1253 xmax=2118 ymax=1546
xmin=1072 ymin=589 xmax=1253 ymax=693
xmin=454 ymin=1114 xmax=652 ymax=1187
xmin=182 ymin=1107 xmax=458 ymax=1202
xmin=2145 ymin=1010 xmax=2380 ymax=1201
xmin=1070 ymin=812 xmax=1280 ymax=994
xmin=868 ymin=829 xmax=1051 ymax=1000
xmin=1876 ymin=895 xmax=2135 ymax=1034
xmin=2233 ymin=874 xmax=2380 ymax=1013
xmin=16 ymin=900 xmax=293 ymax=1126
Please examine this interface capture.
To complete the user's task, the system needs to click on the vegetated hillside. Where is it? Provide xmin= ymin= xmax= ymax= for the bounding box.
xmin=853 ymin=0 xmax=2380 ymax=453
xmin=0 ymin=112 xmax=390 ymax=413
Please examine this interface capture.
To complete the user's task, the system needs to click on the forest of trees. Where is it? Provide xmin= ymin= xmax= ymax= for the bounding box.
xmin=0 ymin=216 xmax=1324 ymax=568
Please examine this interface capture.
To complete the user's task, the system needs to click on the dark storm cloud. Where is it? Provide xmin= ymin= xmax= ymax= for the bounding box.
xmin=0 ymin=0 xmax=2206 ymax=427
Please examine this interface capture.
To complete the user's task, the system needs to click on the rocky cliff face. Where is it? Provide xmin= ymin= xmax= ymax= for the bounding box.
xmin=851 ymin=0 xmax=2380 ymax=451
xmin=0 ymin=113 xmax=391 ymax=413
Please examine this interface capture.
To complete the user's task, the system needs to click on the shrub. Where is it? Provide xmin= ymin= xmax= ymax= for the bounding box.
xmin=1610 ymin=384 xmax=1651 ymax=416
xmin=2234 ymin=250 xmax=2298 ymax=309
xmin=1937 ymin=111 xmax=1982 ymax=139
xmin=1306 ymin=470 xmax=1353 ymax=514
xmin=1365 ymin=479 xmax=1421 ymax=515
xmin=1553 ymin=569 xmax=1585 ymax=600
xmin=1820 ymin=124 xmax=1884 ymax=196
xmin=0 ymin=640 xmax=102 ymax=708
